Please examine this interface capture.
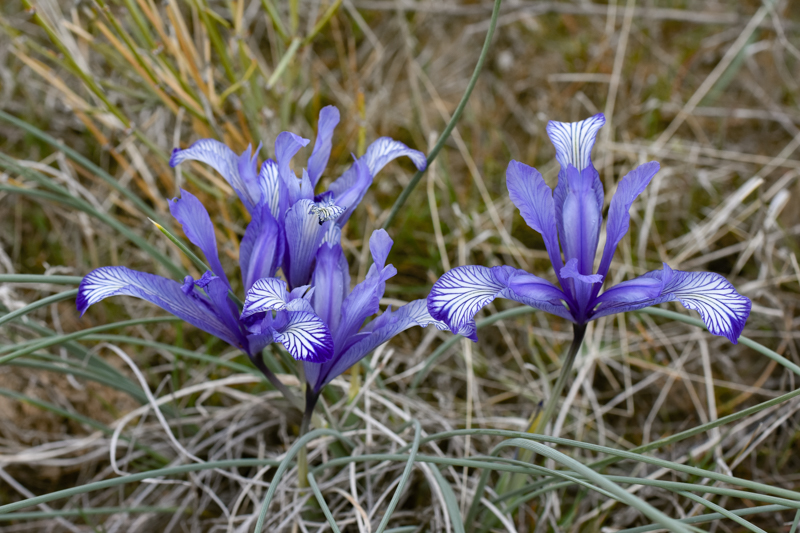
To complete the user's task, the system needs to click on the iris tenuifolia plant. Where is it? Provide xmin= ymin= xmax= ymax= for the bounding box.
xmin=76 ymin=106 xmax=430 ymax=409
xmin=427 ymin=113 xmax=752 ymax=431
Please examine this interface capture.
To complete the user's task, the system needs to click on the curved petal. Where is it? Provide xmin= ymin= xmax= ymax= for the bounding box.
xmin=272 ymin=310 xmax=333 ymax=363
xmin=333 ymin=243 xmax=397 ymax=349
xmin=560 ymin=258 xmax=603 ymax=285
xmin=168 ymin=189 xmax=229 ymax=288
xmin=548 ymin=115 xmax=605 ymax=253
xmin=309 ymin=299 xmax=448 ymax=392
xmin=546 ymin=113 xmax=606 ymax=172
xmin=363 ymin=137 xmax=427 ymax=176
xmin=592 ymin=265 xmax=751 ymax=343
xmin=502 ymin=271 xmax=575 ymax=321
xmin=77 ymin=266 xmax=241 ymax=347
xmin=257 ymin=159 xmax=285 ymax=220
xmin=307 ymin=106 xmax=340 ymax=187
xmin=506 ymin=160 xmax=564 ymax=278
xmin=239 ymin=204 xmax=284 ymax=292
xmin=241 ymin=277 xmax=290 ymax=318
xmin=327 ymin=158 xmax=372 ymax=226
xmin=274 ymin=131 xmax=310 ymax=185
xmin=170 ymin=139 xmax=259 ymax=212
xmin=284 ymin=199 xmax=328 ymax=289
xmin=369 ymin=229 xmax=393 ymax=271
xmin=596 ymin=162 xmax=660 ymax=281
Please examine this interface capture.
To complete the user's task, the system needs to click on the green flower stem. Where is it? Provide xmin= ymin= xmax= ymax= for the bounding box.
xmin=381 ymin=0 xmax=503 ymax=230
xmin=297 ymin=387 xmax=320 ymax=488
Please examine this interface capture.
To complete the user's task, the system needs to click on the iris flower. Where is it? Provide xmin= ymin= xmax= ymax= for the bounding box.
xmin=169 ymin=106 xmax=426 ymax=290
xmin=76 ymin=188 xmax=331 ymax=406
xmin=427 ymin=113 xmax=751 ymax=346
xmin=77 ymin=107 xmax=426 ymax=402
xmin=242 ymin=228 xmax=447 ymax=414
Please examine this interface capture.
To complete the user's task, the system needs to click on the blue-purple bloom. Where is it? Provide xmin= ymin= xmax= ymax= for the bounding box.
xmin=77 ymin=106 xmax=427 ymax=371
xmin=427 ymin=114 xmax=751 ymax=344
xmin=243 ymin=228 xmax=448 ymax=395
xmin=169 ymin=106 xmax=426 ymax=290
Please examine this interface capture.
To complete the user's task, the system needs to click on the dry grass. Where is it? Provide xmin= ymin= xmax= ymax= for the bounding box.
xmin=0 ymin=0 xmax=799 ymax=531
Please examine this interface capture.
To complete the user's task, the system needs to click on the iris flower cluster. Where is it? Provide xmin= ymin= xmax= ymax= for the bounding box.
xmin=77 ymin=108 xmax=752 ymax=423
xmin=77 ymin=106 xmax=445 ymax=409
xmin=427 ymin=113 xmax=751 ymax=345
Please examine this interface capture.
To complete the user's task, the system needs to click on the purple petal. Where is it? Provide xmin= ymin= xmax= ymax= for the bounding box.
xmin=369 ymin=229 xmax=393 ymax=271
xmin=560 ymin=258 xmax=603 ymax=285
xmin=241 ymin=277 xmax=290 ymax=318
xmin=546 ymin=114 xmax=606 ymax=172
xmin=170 ymin=139 xmax=259 ymax=212
xmin=596 ymin=162 xmax=660 ymax=281
xmin=272 ymin=310 xmax=334 ymax=363
xmin=169 ymin=189 xmax=229 ymax=288
xmin=309 ymin=299 xmax=447 ymax=392
xmin=312 ymin=241 xmax=350 ymax=332
xmin=593 ymin=276 xmax=663 ymax=306
xmin=284 ymin=199 xmax=328 ymax=289
xmin=307 ymin=106 xmax=340 ymax=187
xmin=275 ymin=131 xmax=310 ymax=185
xmin=592 ymin=264 xmax=751 ymax=343
xmin=506 ymin=160 xmax=564 ymax=277
xmin=560 ymin=165 xmax=603 ymax=312
xmin=548 ymin=115 xmax=605 ymax=254
xmin=363 ymin=137 xmax=427 ymax=176
xmin=334 ymin=258 xmax=396 ymax=349
xmin=239 ymin=204 xmax=284 ymax=292
xmin=327 ymin=158 xmax=372 ymax=226
xmin=428 ymin=265 xmax=574 ymax=341
xmin=77 ymin=266 xmax=241 ymax=347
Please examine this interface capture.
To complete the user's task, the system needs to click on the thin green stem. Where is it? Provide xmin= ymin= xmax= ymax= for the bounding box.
xmin=381 ymin=0 xmax=503 ymax=230
xmin=532 ymin=322 xmax=586 ymax=434
xmin=267 ymin=37 xmax=302 ymax=88
xmin=297 ymin=387 xmax=319 ymax=489
xmin=0 ymin=289 xmax=77 ymax=328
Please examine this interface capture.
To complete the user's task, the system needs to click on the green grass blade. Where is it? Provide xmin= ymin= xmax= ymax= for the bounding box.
xmin=429 ymin=466 xmax=466 ymax=533
xmin=0 ymin=289 xmax=78 ymax=328
xmin=375 ymin=420 xmax=422 ymax=533
xmin=306 ymin=472 xmax=342 ymax=533
xmin=0 ymin=506 xmax=178 ymax=521
xmin=0 ymin=275 xmax=82 ymax=285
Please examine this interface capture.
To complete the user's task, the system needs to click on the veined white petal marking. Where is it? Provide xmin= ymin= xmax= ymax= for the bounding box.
xmin=546 ymin=114 xmax=605 ymax=171
xmin=363 ymin=137 xmax=427 ymax=176
xmin=309 ymin=199 xmax=346 ymax=224
xmin=242 ymin=278 xmax=290 ymax=317
xmin=427 ymin=266 xmax=505 ymax=329
xmin=273 ymin=311 xmax=333 ymax=362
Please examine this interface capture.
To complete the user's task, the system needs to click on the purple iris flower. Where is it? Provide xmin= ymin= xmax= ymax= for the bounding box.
xmin=427 ymin=113 xmax=751 ymax=344
xmin=76 ymin=188 xmax=332 ymax=369
xmin=169 ymin=105 xmax=427 ymax=291
xmin=242 ymin=228 xmax=447 ymax=407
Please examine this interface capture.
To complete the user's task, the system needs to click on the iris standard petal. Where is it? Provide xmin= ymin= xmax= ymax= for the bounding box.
xmin=363 ymin=137 xmax=427 ymax=176
xmin=284 ymin=199 xmax=328 ymax=289
xmin=271 ymin=310 xmax=334 ymax=363
xmin=241 ymin=277 xmax=291 ymax=318
xmin=257 ymin=159 xmax=285 ymax=220
xmin=506 ymin=160 xmax=564 ymax=276
xmin=334 ymin=257 xmax=396 ymax=350
xmin=549 ymin=115 xmax=605 ymax=248
xmin=369 ymin=229 xmax=393 ymax=271
xmin=546 ymin=113 xmax=606 ymax=172
xmin=596 ymin=161 xmax=660 ymax=281
xmin=274 ymin=131 xmax=310 ymax=185
xmin=561 ymin=165 xmax=603 ymax=277
xmin=170 ymin=139 xmax=259 ymax=212
xmin=239 ymin=204 xmax=284 ymax=292
xmin=77 ymin=266 xmax=241 ymax=347
xmin=311 ymin=299 xmax=448 ymax=392
xmin=307 ymin=106 xmax=340 ymax=187
xmin=592 ymin=265 xmax=751 ymax=343
xmin=168 ymin=189 xmax=230 ymax=288
xmin=327 ymin=158 xmax=372 ymax=226
xmin=312 ymin=241 xmax=350 ymax=332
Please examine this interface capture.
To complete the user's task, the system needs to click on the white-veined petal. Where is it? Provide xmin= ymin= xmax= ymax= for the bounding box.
xmin=241 ymin=277 xmax=290 ymax=318
xmin=545 ymin=114 xmax=605 ymax=172
xmin=273 ymin=311 xmax=333 ymax=363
